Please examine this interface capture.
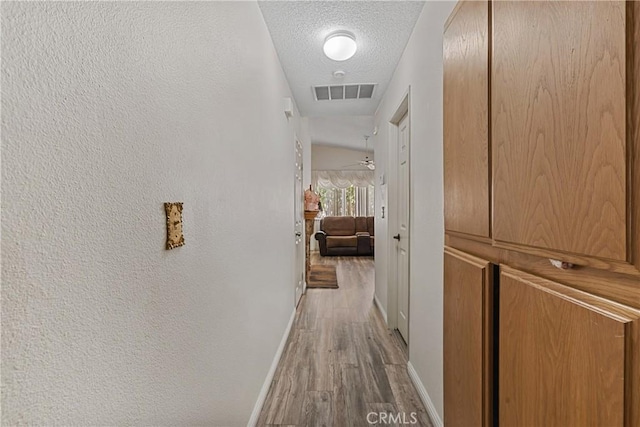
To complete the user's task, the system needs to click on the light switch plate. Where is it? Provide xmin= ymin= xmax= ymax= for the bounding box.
xmin=164 ymin=202 xmax=185 ymax=250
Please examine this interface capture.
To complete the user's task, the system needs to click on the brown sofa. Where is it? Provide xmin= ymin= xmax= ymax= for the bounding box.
xmin=315 ymin=216 xmax=374 ymax=256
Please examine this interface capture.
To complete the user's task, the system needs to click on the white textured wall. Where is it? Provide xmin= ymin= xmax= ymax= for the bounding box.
xmin=300 ymin=117 xmax=312 ymax=187
xmin=1 ymin=2 xmax=309 ymax=425
xmin=373 ymin=1 xmax=456 ymax=421
xmin=311 ymin=144 xmax=373 ymax=171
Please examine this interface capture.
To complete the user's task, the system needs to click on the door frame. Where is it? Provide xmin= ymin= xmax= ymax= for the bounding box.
xmin=294 ymin=135 xmax=305 ymax=307
xmin=387 ymin=88 xmax=411 ymax=344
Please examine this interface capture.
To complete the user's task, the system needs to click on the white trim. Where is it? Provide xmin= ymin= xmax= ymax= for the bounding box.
xmin=386 ymin=120 xmax=399 ymax=332
xmin=387 ymin=88 xmax=411 ymax=344
xmin=373 ymin=293 xmax=388 ymax=324
xmin=247 ymin=309 xmax=297 ymax=427
xmin=407 ymin=361 xmax=443 ymax=427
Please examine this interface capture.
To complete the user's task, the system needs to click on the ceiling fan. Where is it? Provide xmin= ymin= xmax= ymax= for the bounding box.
xmin=342 ymin=135 xmax=375 ymax=170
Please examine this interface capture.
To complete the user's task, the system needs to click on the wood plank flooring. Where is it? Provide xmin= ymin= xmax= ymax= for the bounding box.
xmin=257 ymin=255 xmax=432 ymax=427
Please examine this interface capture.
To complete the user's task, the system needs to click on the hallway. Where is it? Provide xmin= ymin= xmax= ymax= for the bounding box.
xmin=257 ymin=256 xmax=431 ymax=426
xmin=1 ymin=2 xmax=456 ymax=424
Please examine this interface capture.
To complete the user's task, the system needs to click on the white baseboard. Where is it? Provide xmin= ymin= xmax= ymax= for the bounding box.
xmin=407 ymin=361 xmax=443 ymax=427
xmin=247 ymin=308 xmax=296 ymax=427
xmin=373 ymin=293 xmax=387 ymax=324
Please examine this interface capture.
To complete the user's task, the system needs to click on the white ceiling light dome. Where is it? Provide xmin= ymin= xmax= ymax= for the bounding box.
xmin=323 ymin=31 xmax=357 ymax=61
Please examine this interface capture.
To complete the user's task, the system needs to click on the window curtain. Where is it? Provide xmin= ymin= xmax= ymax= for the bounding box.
xmin=355 ymin=186 xmax=375 ymax=217
xmin=312 ymin=170 xmax=375 ymax=217
xmin=312 ymin=170 xmax=374 ymax=189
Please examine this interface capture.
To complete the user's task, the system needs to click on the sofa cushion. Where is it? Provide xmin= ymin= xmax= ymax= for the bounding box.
xmin=322 ymin=216 xmax=356 ymax=236
xmin=326 ymin=236 xmax=357 ymax=248
xmin=355 ymin=217 xmax=368 ymax=233
xmin=367 ymin=217 xmax=374 ymax=236
xmin=370 ymin=235 xmax=375 ymax=246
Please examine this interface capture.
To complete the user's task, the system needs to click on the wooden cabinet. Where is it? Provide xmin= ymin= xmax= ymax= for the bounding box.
xmin=499 ymin=267 xmax=640 ymax=427
xmin=443 ymin=0 xmax=490 ymax=238
xmin=443 ymin=247 xmax=493 ymax=427
xmin=492 ymin=1 xmax=629 ymax=262
xmin=443 ymin=1 xmax=640 ymax=426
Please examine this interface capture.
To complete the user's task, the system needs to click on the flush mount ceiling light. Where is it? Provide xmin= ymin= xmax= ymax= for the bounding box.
xmin=323 ymin=31 xmax=357 ymax=61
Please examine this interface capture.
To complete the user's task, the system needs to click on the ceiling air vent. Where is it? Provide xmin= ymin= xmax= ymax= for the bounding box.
xmin=313 ymin=84 xmax=376 ymax=101
xmin=315 ymin=86 xmax=330 ymax=100
xmin=330 ymin=85 xmax=344 ymax=100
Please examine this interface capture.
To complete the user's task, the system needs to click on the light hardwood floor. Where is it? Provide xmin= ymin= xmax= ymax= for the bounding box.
xmin=257 ymin=255 xmax=432 ymax=427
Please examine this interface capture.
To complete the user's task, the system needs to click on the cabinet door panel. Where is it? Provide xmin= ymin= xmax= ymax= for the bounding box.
xmin=444 ymin=247 xmax=492 ymax=426
xmin=443 ymin=0 xmax=490 ymax=237
xmin=492 ymin=1 xmax=627 ymax=260
xmin=500 ymin=267 xmax=640 ymax=426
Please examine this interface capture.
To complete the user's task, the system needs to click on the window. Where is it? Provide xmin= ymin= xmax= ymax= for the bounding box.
xmin=312 ymin=170 xmax=375 ymax=217
xmin=317 ymin=184 xmax=374 ymax=217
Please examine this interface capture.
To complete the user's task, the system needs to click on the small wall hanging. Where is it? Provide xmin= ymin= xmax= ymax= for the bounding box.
xmin=164 ymin=202 xmax=185 ymax=250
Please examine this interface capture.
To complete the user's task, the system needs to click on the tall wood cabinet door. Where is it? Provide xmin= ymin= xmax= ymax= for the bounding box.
xmin=444 ymin=247 xmax=493 ymax=427
xmin=492 ymin=1 xmax=628 ymax=261
xmin=500 ymin=267 xmax=640 ymax=427
xmin=443 ymin=0 xmax=490 ymax=238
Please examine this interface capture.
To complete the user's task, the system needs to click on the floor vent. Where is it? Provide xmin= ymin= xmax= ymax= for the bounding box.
xmin=313 ymin=84 xmax=376 ymax=101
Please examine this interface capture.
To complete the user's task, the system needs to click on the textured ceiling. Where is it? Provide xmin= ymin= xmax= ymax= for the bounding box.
xmin=308 ymin=115 xmax=375 ymax=151
xmin=259 ymin=1 xmax=425 ymax=117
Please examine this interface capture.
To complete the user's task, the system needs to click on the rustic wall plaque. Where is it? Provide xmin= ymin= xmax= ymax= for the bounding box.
xmin=164 ymin=202 xmax=184 ymax=250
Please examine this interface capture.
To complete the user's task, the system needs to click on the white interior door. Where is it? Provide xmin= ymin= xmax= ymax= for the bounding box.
xmin=395 ymin=113 xmax=410 ymax=342
xmin=294 ymin=139 xmax=304 ymax=307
